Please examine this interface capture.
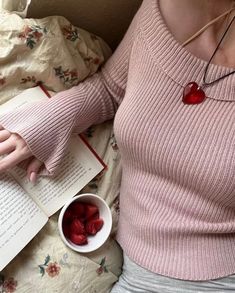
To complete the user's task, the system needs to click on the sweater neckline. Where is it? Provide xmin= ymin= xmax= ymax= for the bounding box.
xmin=142 ymin=0 xmax=235 ymax=101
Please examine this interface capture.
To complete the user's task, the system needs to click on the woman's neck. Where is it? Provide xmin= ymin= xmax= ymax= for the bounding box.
xmin=159 ymin=0 xmax=235 ymax=67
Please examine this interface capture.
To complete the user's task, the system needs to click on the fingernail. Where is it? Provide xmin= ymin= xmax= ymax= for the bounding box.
xmin=29 ymin=172 xmax=37 ymax=184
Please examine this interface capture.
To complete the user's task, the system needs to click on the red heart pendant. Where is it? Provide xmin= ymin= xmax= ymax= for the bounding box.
xmin=182 ymin=82 xmax=206 ymax=104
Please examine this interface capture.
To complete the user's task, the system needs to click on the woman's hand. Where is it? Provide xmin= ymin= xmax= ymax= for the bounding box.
xmin=0 ymin=125 xmax=43 ymax=183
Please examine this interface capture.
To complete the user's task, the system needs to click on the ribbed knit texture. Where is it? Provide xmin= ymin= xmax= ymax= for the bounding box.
xmin=1 ymin=0 xmax=235 ymax=280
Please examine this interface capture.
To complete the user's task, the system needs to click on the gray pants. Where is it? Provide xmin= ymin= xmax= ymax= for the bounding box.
xmin=111 ymin=254 xmax=235 ymax=293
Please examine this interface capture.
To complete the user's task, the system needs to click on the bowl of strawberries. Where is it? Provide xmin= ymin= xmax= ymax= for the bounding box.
xmin=58 ymin=193 xmax=112 ymax=253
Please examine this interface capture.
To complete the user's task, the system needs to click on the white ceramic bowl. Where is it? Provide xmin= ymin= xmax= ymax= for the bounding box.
xmin=58 ymin=193 xmax=112 ymax=253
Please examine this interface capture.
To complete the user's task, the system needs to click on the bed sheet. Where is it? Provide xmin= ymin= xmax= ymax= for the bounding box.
xmin=0 ymin=11 xmax=123 ymax=293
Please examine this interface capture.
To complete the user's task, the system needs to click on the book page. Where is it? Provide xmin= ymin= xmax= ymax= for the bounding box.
xmin=0 ymin=86 xmax=49 ymax=114
xmin=0 ymin=173 xmax=48 ymax=271
xmin=10 ymin=135 xmax=104 ymax=217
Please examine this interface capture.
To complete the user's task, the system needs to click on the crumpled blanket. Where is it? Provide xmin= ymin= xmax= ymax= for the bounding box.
xmin=0 ymin=10 xmax=123 ymax=293
xmin=0 ymin=0 xmax=31 ymax=17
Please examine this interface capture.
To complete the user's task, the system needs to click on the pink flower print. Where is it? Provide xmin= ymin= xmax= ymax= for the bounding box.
xmin=46 ymin=262 xmax=61 ymax=277
xmin=70 ymin=70 xmax=78 ymax=78
xmin=24 ymin=26 xmax=33 ymax=35
xmin=33 ymin=31 xmax=43 ymax=42
xmin=110 ymin=134 xmax=119 ymax=151
xmin=18 ymin=25 xmax=47 ymax=49
xmin=20 ymin=75 xmax=37 ymax=84
xmin=3 ymin=277 xmax=18 ymax=293
xmin=96 ymin=267 xmax=104 ymax=275
xmin=93 ymin=57 xmax=100 ymax=65
xmin=54 ymin=66 xmax=78 ymax=86
xmin=96 ymin=257 xmax=108 ymax=276
xmin=18 ymin=26 xmax=32 ymax=39
xmin=62 ymin=24 xmax=79 ymax=42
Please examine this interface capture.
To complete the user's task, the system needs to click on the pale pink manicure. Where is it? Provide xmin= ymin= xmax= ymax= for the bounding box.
xmin=29 ymin=172 xmax=37 ymax=184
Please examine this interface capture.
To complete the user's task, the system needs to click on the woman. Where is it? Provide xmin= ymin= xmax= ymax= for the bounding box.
xmin=0 ymin=0 xmax=235 ymax=291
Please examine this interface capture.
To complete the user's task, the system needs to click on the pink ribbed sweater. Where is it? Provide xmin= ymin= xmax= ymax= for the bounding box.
xmin=1 ymin=0 xmax=235 ymax=281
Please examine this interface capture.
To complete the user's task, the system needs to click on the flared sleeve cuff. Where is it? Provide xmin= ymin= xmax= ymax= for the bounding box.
xmin=0 ymin=87 xmax=88 ymax=176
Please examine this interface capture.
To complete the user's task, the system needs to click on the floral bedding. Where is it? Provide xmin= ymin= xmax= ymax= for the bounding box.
xmin=0 ymin=9 xmax=123 ymax=293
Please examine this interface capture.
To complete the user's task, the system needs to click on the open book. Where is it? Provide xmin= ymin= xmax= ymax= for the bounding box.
xmin=0 ymin=86 xmax=105 ymax=271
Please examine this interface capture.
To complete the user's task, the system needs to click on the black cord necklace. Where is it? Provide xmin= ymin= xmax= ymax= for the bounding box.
xmin=182 ymin=15 xmax=235 ymax=105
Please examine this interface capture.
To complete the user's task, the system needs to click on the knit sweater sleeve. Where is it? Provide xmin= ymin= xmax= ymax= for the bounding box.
xmin=0 ymin=5 xmax=141 ymax=176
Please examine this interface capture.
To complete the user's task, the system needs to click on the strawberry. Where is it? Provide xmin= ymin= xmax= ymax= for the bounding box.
xmin=85 ymin=204 xmax=99 ymax=220
xmin=70 ymin=233 xmax=88 ymax=245
xmin=85 ymin=221 xmax=96 ymax=235
xmin=93 ymin=218 xmax=104 ymax=232
xmin=89 ymin=212 xmax=100 ymax=221
xmin=70 ymin=201 xmax=85 ymax=217
xmin=85 ymin=218 xmax=104 ymax=235
xmin=70 ymin=219 xmax=85 ymax=235
xmin=62 ymin=201 xmax=104 ymax=245
xmin=63 ymin=209 xmax=73 ymax=224
xmin=62 ymin=222 xmax=70 ymax=238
